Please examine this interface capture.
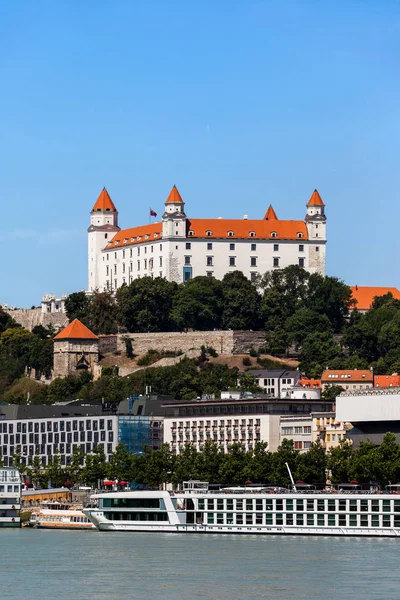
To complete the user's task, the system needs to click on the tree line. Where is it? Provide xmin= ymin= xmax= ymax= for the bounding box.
xmin=13 ymin=433 xmax=400 ymax=490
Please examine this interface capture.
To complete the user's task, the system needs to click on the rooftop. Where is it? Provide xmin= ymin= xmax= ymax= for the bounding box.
xmin=321 ymin=369 xmax=373 ymax=382
xmin=92 ymin=187 xmax=117 ymax=212
xmin=54 ymin=319 xmax=98 ymax=341
xmin=350 ymin=286 xmax=400 ymax=311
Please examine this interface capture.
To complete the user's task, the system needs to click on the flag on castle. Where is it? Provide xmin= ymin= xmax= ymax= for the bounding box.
xmin=150 ymin=208 xmax=157 ymax=217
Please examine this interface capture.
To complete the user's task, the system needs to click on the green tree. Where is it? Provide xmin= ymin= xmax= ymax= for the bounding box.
xmin=171 ymin=276 xmax=222 ymax=331
xmin=221 ymin=272 xmax=261 ymax=330
xmin=107 ymin=444 xmax=136 ymax=482
xmin=218 ymin=443 xmax=249 ymax=484
xmin=171 ymin=444 xmax=198 ymax=485
xmin=117 ymin=277 xmax=178 ymax=332
xmin=299 ymin=331 xmax=340 ymax=377
xmin=326 ymin=440 xmax=353 ymax=484
xmin=141 ymin=444 xmax=175 ymax=488
xmin=305 ymin=274 xmax=354 ymax=332
xmin=296 ymin=441 xmax=326 ymax=483
xmin=27 ymin=454 xmax=45 ymax=488
xmin=47 ymin=451 xmax=66 ymax=488
xmin=82 ymin=445 xmax=108 ymax=487
xmin=269 ymin=439 xmax=299 ymax=486
xmin=69 ymin=447 xmax=86 ymax=485
xmin=65 ymin=291 xmax=90 ymax=323
xmin=194 ymin=441 xmax=223 ymax=483
xmin=321 ymin=384 xmax=344 ymax=402
xmin=88 ymin=291 xmax=118 ymax=334
xmin=285 ymin=308 xmax=332 ymax=349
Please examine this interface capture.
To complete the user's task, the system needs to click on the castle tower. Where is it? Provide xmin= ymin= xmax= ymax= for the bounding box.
xmin=305 ymin=189 xmax=327 ymax=275
xmin=162 ymin=185 xmax=187 ymax=238
xmin=88 ymin=188 xmax=120 ymax=292
xmin=53 ymin=319 xmax=99 ymax=378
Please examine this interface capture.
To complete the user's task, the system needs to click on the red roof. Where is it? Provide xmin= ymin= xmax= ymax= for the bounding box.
xmin=105 ymin=223 xmax=163 ymax=249
xmin=165 ymin=185 xmax=184 ymax=204
xmin=92 ymin=188 xmax=117 ymax=212
xmin=264 ymin=205 xmax=278 ymax=220
xmin=350 ymin=286 xmax=400 ymax=311
xmin=54 ymin=319 xmax=98 ymax=340
xmin=186 ymin=218 xmax=307 ymax=240
xmin=374 ymin=375 xmax=400 ymax=388
xmin=321 ymin=369 xmax=372 ymax=383
xmin=307 ymin=189 xmax=325 ymax=207
xmin=299 ymin=377 xmax=321 ymax=389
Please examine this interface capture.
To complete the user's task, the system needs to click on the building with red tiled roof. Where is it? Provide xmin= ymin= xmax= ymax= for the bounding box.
xmin=374 ymin=374 xmax=400 ymax=388
xmin=88 ymin=186 xmax=327 ymax=291
xmin=300 ymin=377 xmax=322 ymax=389
xmin=350 ymin=286 xmax=400 ymax=313
xmin=53 ymin=319 xmax=99 ymax=378
xmin=321 ymin=369 xmax=373 ymax=391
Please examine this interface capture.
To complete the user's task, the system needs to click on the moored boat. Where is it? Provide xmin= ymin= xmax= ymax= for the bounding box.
xmin=83 ymin=480 xmax=400 ymax=537
xmin=0 ymin=467 xmax=21 ymax=527
xmin=29 ymin=500 xmax=94 ymax=529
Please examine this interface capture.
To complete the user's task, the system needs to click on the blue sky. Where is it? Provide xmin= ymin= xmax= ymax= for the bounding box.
xmin=1 ymin=0 xmax=400 ymax=306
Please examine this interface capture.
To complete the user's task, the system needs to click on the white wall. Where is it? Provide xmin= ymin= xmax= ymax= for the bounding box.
xmin=336 ymin=394 xmax=400 ymax=422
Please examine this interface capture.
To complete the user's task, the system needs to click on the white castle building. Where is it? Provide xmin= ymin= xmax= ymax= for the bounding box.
xmin=88 ymin=186 xmax=326 ymax=292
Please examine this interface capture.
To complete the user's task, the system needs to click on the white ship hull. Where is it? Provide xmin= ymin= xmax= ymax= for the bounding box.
xmin=84 ymin=483 xmax=400 ymax=538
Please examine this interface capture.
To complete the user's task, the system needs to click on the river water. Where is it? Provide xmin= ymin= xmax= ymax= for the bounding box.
xmin=2 ymin=530 xmax=399 ymax=600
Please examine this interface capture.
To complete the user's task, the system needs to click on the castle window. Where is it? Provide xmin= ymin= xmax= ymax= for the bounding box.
xmin=186 ymin=242 xmax=191 ymax=250
xmin=184 ymin=256 xmax=191 ymax=265
xmin=160 ymin=244 xmax=163 ymax=251
xmin=154 ymin=233 xmax=158 ymax=238
xmin=144 ymin=247 xmax=147 ymax=254
xmin=250 ymin=272 xmax=257 ymax=282
xmin=297 ymin=232 xmax=303 ymax=238
xmin=130 ymin=237 xmax=134 ymax=242
xmin=229 ymin=243 xmax=235 ymax=251
xmin=159 ymin=257 xmax=163 ymax=267
xmin=316 ymin=247 xmax=319 ymax=252
xmin=122 ymin=250 xmax=125 ymax=259
xmin=206 ymin=231 xmax=212 ymax=236
xmin=114 ymin=252 xmax=117 ymax=259
xmin=273 ymin=244 xmax=279 ymax=252
xmin=107 ymin=254 xmax=109 ymax=261
xmin=122 ymin=263 xmax=126 ymax=273
xmin=145 ymin=235 xmax=149 ymax=240
xmin=206 ymin=272 xmax=213 ymax=278
xmin=251 ymin=243 xmax=256 ymax=251
xmin=114 ymin=241 xmax=118 ymax=246
xmin=249 ymin=232 xmax=256 ymax=237
xmin=299 ymin=244 xmax=304 ymax=252
xmin=114 ymin=279 xmax=117 ymax=289
xmin=123 ymin=238 xmax=128 ymax=244
xmin=188 ymin=231 xmax=194 ymax=236
xmin=130 ymin=249 xmax=132 ymax=257
xmin=315 ymin=233 xmax=319 ymax=238
xmin=228 ymin=231 xmax=234 ymax=237
xmin=106 ymin=266 xmax=109 ymax=276
xmin=144 ymin=259 xmax=147 ymax=269
xmin=105 ymin=234 xmax=108 ymax=239
xmin=299 ymin=258 xmax=305 ymax=268
xmin=207 ymin=242 xmax=213 ymax=250
xmin=207 ymin=256 xmax=213 ymax=266
xmin=114 ymin=265 xmax=117 ymax=274
xmin=137 ymin=247 xmax=140 ymax=256
xmin=229 ymin=256 xmax=236 ymax=267
xmin=137 ymin=261 xmax=140 ymax=271
xmin=273 ymin=257 xmax=279 ymax=267
xmin=137 ymin=236 xmax=141 ymax=241
xmin=271 ymin=232 xmax=277 ymax=238
xmin=250 ymin=257 xmax=257 ymax=267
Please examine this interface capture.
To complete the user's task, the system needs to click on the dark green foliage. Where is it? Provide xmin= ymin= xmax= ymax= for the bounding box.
xmin=171 ymin=276 xmax=223 ymax=331
xmin=221 ymin=272 xmax=261 ymax=330
xmin=64 ymin=291 xmax=90 ymax=323
xmin=117 ymin=277 xmax=178 ymax=332
xmin=242 ymin=356 xmax=251 ymax=366
xmin=124 ymin=337 xmax=134 ymax=358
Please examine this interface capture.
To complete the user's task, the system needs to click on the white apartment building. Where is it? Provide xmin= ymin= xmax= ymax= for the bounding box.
xmin=88 ymin=186 xmax=327 ymax=291
xmin=248 ymin=369 xmax=301 ymax=397
xmin=279 ymin=416 xmax=313 ymax=452
xmin=162 ymin=396 xmax=334 ymax=455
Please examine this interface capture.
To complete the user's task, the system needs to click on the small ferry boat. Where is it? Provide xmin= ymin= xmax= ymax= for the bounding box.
xmin=0 ymin=467 xmax=21 ymax=527
xmin=84 ymin=480 xmax=400 ymax=537
xmin=29 ymin=500 xmax=94 ymax=529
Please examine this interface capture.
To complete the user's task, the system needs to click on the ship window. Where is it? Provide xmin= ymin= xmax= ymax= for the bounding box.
xmin=265 ymin=514 xmax=273 ymax=525
xmin=328 ymin=499 xmax=336 ymax=511
xmin=317 ymin=514 xmax=325 ymax=526
xmin=296 ymin=514 xmax=304 ymax=525
xmin=207 ymin=513 xmax=214 ymax=524
xmin=328 ymin=514 xmax=336 ymax=526
xmin=349 ymin=515 xmax=357 ymax=527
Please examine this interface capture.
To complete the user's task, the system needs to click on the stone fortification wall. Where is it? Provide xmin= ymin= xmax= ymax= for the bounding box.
xmin=98 ymin=330 xmax=266 ymax=357
xmin=6 ymin=308 xmax=68 ymax=332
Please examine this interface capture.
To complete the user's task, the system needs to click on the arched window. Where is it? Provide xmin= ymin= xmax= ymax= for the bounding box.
xmin=188 ymin=230 xmax=194 ymax=236
xmin=249 ymin=231 xmax=256 ymax=237
xmin=206 ymin=231 xmax=212 ymax=236
xmin=271 ymin=232 xmax=277 ymax=238
xmin=228 ymin=231 xmax=234 ymax=237
xmin=297 ymin=232 xmax=303 ymax=238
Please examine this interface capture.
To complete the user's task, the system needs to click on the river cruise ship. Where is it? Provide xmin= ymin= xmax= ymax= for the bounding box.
xmin=84 ymin=481 xmax=400 ymax=537
xmin=29 ymin=500 xmax=94 ymax=529
xmin=0 ymin=467 xmax=21 ymax=527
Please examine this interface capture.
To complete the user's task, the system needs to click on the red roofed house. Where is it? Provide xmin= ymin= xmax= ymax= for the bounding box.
xmin=321 ymin=369 xmax=373 ymax=392
xmin=350 ymin=286 xmax=400 ymax=313
xmin=88 ymin=186 xmax=327 ymax=291
xmin=53 ymin=319 xmax=99 ymax=378
xmin=374 ymin=374 xmax=400 ymax=388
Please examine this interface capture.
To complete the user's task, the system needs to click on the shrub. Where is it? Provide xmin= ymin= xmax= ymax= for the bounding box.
xmin=242 ymin=356 xmax=252 ymax=366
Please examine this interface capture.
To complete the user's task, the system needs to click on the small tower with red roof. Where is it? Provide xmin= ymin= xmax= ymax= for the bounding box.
xmin=162 ymin=185 xmax=187 ymax=239
xmin=88 ymin=188 xmax=120 ymax=292
xmin=53 ymin=319 xmax=99 ymax=378
xmin=305 ymin=189 xmax=327 ymax=274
